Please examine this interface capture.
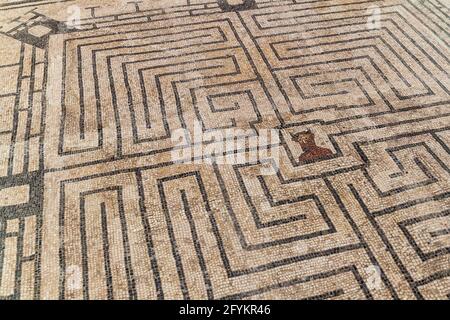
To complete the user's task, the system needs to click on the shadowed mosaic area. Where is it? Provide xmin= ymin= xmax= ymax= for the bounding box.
xmin=0 ymin=0 xmax=449 ymax=300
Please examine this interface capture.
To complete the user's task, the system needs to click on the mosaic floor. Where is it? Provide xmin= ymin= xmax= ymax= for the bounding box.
xmin=0 ymin=0 xmax=449 ymax=300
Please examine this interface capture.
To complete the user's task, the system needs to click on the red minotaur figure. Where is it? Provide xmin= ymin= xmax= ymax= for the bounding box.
xmin=290 ymin=130 xmax=333 ymax=164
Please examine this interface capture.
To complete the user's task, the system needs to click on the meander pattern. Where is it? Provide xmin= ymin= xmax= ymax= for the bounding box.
xmin=0 ymin=0 xmax=449 ymax=300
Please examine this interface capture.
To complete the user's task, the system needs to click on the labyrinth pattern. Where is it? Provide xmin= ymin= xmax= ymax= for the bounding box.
xmin=0 ymin=0 xmax=449 ymax=300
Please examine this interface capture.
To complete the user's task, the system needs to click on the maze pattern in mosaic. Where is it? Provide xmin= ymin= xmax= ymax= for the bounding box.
xmin=0 ymin=0 xmax=449 ymax=300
